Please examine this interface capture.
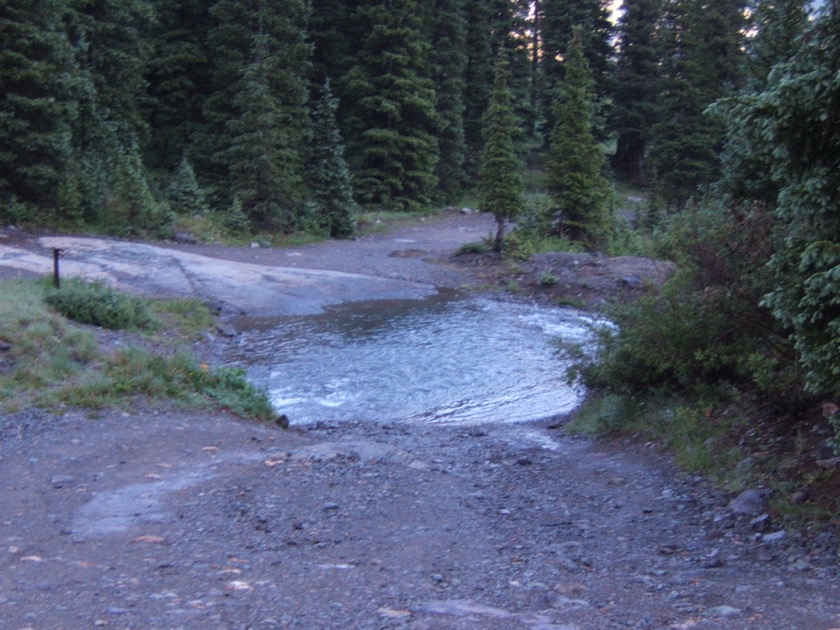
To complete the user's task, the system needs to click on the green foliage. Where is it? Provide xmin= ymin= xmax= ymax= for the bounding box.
xmin=463 ymin=0 xmax=514 ymax=175
xmin=200 ymin=0 xmax=312 ymax=230
xmin=545 ymin=28 xmax=612 ymax=247
xmin=572 ymin=200 xmax=797 ymax=400
xmin=717 ymin=8 xmax=840 ymax=402
xmin=432 ymin=0 xmax=469 ymax=202
xmin=0 ymin=280 xmax=99 ymax=397
xmin=477 ymin=52 xmax=524 ymax=251
xmin=57 ymin=348 xmax=274 ymax=420
xmin=203 ymin=366 xmax=275 ymax=420
xmin=308 ymin=78 xmax=357 ymax=238
xmin=168 ymin=156 xmax=210 ymax=216
xmin=648 ymin=0 xmax=748 ymax=208
xmin=540 ymin=0 xmax=613 ymax=130
xmin=145 ymin=0 xmax=213 ymax=171
xmin=341 ymin=0 xmax=439 ymax=210
xmin=568 ymin=393 xmax=747 ymax=479
xmin=45 ymin=280 xmax=160 ymax=332
xmin=454 ymin=241 xmax=492 ymax=255
xmin=609 ymin=0 xmax=662 ymax=183
xmin=0 ymin=279 xmax=274 ymax=420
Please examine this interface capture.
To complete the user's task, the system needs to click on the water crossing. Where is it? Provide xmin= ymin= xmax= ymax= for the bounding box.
xmin=228 ymin=293 xmax=597 ymax=426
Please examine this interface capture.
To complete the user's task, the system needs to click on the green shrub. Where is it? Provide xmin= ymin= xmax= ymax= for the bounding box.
xmin=45 ymin=280 xmax=160 ymax=332
xmin=455 ymin=241 xmax=492 ymax=255
xmin=572 ymin=200 xmax=800 ymax=402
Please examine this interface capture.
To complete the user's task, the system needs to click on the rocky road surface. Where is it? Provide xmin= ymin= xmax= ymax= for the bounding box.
xmin=1 ymin=212 xmax=839 ymax=629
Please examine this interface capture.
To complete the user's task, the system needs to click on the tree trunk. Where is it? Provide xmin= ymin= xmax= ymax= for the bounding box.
xmin=494 ymin=214 xmax=505 ymax=252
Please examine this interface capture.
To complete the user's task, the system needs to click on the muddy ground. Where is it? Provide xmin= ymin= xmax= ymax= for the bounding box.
xmin=0 ymin=212 xmax=838 ymax=629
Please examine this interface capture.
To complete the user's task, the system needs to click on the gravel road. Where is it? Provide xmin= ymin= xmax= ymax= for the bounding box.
xmin=0 ymin=212 xmax=838 ymax=629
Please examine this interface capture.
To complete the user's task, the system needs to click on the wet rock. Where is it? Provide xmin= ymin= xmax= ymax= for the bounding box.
xmin=728 ymin=489 xmax=769 ymax=514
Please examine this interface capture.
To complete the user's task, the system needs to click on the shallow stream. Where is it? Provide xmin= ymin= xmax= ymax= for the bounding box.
xmin=229 ymin=293 xmax=596 ymax=426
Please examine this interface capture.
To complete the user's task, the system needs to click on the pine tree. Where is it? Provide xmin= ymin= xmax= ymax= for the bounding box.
xmin=225 ymin=29 xmax=304 ymax=230
xmin=201 ymin=0 xmax=312 ymax=227
xmin=648 ymin=0 xmax=748 ymax=208
xmin=540 ymin=0 xmax=613 ymax=135
xmin=342 ymin=0 xmax=439 ymax=210
xmin=478 ymin=53 xmax=524 ymax=252
xmin=168 ymin=156 xmax=209 ymax=216
xmin=610 ymin=0 xmax=662 ymax=183
xmin=726 ymin=8 xmax=840 ymax=399
xmin=746 ymin=0 xmax=808 ymax=87
xmin=431 ymin=0 xmax=468 ymax=202
xmin=67 ymin=0 xmax=155 ymax=140
xmin=545 ymin=28 xmax=611 ymax=247
xmin=309 ymin=79 xmax=357 ymax=239
xmin=718 ymin=0 xmax=809 ymax=202
xmin=463 ymin=0 xmax=514 ymax=174
xmin=145 ymin=0 xmax=213 ymax=170
xmin=0 ymin=0 xmax=81 ymax=218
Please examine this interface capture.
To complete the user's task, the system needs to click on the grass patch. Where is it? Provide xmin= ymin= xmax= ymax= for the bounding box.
xmin=0 ymin=278 xmax=274 ymax=420
xmin=567 ymin=392 xmax=748 ymax=485
xmin=455 ymin=241 xmax=493 ymax=256
xmin=45 ymin=279 xmax=160 ymax=331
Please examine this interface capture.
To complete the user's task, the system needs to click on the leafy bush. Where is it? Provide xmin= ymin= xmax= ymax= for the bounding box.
xmin=45 ymin=280 xmax=160 ymax=332
xmin=572 ymin=200 xmax=801 ymax=403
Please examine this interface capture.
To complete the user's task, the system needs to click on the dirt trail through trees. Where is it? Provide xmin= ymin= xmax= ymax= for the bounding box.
xmin=0 ymin=213 xmax=838 ymax=629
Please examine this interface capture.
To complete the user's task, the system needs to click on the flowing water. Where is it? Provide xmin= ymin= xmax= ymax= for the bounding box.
xmin=228 ymin=293 xmax=598 ymax=427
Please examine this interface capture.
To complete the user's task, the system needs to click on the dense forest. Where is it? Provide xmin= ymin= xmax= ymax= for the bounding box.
xmin=2 ymin=2 xmax=839 ymax=469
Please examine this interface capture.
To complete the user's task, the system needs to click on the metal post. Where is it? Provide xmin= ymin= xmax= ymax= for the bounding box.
xmin=52 ymin=248 xmax=61 ymax=289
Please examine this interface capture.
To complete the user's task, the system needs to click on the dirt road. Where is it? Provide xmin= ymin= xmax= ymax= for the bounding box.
xmin=0 ymin=213 xmax=838 ymax=629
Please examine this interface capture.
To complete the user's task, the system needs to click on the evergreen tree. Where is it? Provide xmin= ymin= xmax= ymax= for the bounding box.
xmin=310 ymin=0 xmax=362 ymax=86
xmin=309 ymin=79 xmax=357 ymax=238
xmin=746 ymin=0 xmax=808 ymax=87
xmin=224 ymin=28 xmax=304 ymax=230
xmin=145 ymin=0 xmax=213 ymax=170
xmin=342 ymin=0 xmax=439 ymax=210
xmin=168 ymin=155 xmax=209 ymax=216
xmin=463 ymin=0 xmax=514 ymax=174
xmin=540 ymin=0 xmax=613 ymax=135
xmin=649 ymin=0 xmax=748 ymax=208
xmin=717 ymin=0 xmax=809 ymax=202
xmin=725 ymin=8 xmax=840 ymax=399
xmin=610 ymin=0 xmax=662 ymax=183
xmin=431 ymin=0 xmax=468 ymax=202
xmin=545 ymin=28 xmax=611 ymax=247
xmin=201 ymin=0 xmax=312 ymax=227
xmin=67 ymin=0 xmax=155 ymax=140
xmin=0 ymin=0 xmax=81 ymax=218
xmin=478 ymin=53 xmax=524 ymax=252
